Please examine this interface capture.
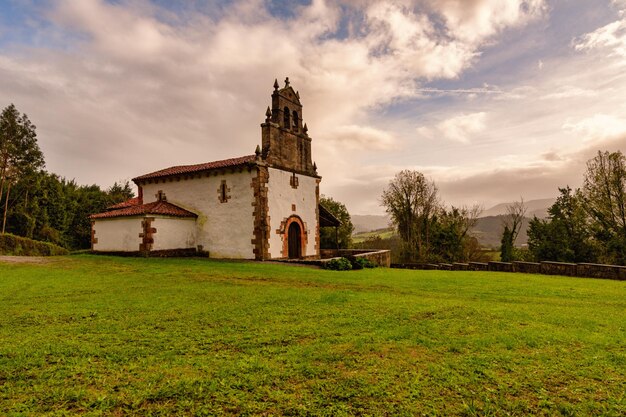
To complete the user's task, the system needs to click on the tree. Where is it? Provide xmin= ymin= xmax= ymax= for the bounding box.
xmin=319 ymin=195 xmax=354 ymax=249
xmin=499 ymin=198 xmax=526 ymax=262
xmin=431 ymin=205 xmax=482 ymax=262
xmin=107 ymin=180 xmax=135 ymax=206
xmin=4 ymin=168 xmax=130 ymax=249
xmin=0 ymin=104 xmax=44 ymax=233
xmin=527 ymin=186 xmax=597 ymax=263
xmin=582 ymin=150 xmax=626 ymax=264
xmin=500 ymin=225 xmax=514 ymax=262
xmin=504 ymin=198 xmax=527 ymax=242
xmin=381 ymin=170 xmax=440 ymax=262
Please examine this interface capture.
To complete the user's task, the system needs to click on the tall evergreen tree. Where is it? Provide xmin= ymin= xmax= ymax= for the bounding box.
xmin=0 ymin=104 xmax=44 ymax=233
xmin=500 ymin=225 xmax=514 ymax=262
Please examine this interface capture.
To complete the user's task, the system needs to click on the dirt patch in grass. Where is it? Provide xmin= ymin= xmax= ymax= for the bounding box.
xmin=0 ymin=256 xmax=51 ymax=264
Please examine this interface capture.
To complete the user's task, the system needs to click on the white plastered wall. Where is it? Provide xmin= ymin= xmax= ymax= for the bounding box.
xmin=266 ymin=167 xmax=318 ymax=258
xmin=93 ymin=217 xmax=142 ymax=251
xmin=151 ymin=217 xmax=197 ymax=250
xmin=141 ymin=170 xmax=256 ymax=258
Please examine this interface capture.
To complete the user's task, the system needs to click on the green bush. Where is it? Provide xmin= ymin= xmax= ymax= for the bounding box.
xmin=0 ymin=233 xmax=69 ymax=256
xmin=324 ymin=257 xmax=352 ymax=271
xmin=351 ymin=257 xmax=376 ymax=270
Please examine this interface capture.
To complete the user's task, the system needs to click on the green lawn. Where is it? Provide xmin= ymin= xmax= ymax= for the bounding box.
xmin=1 ymin=256 xmax=625 ymax=416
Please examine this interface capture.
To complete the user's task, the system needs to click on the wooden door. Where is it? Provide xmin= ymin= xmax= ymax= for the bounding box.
xmin=288 ymin=222 xmax=301 ymax=259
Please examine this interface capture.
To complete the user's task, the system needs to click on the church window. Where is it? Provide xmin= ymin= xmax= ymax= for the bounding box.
xmin=290 ymin=172 xmax=299 ymax=189
xmin=292 ymin=111 xmax=299 ymax=131
xmin=283 ymin=106 xmax=290 ymax=128
xmin=218 ymin=180 xmax=231 ymax=203
xmin=156 ymin=190 xmax=167 ymax=201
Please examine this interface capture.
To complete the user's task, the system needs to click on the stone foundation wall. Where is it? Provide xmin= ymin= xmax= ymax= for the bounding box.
xmin=541 ymin=261 xmax=578 ymax=276
xmin=320 ymin=249 xmax=371 ymax=257
xmin=488 ymin=261 xmax=513 ymax=272
xmin=469 ymin=262 xmax=489 ymax=271
xmin=513 ymin=261 xmax=542 ymax=274
xmin=320 ymin=249 xmax=391 ymax=267
xmin=91 ymin=248 xmax=205 ymax=257
xmin=576 ymin=263 xmax=626 ymax=280
xmin=391 ymin=260 xmax=626 ymax=281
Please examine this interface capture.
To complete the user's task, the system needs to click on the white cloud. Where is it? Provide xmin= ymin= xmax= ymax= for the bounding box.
xmin=563 ymin=114 xmax=626 ymax=142
xmin=613 ymin=0 xmax=626 ymax=13
xmin=327 ymin=125 xmax=396 ymax=150
xmin=575 ymin=18 xmax=626 ymax=58
xmin=541 ymin=85 xmax=598 ymax=100
xmin=418 ymin=112 xmax=487 ymax=143
xmin=416 ymin=84 xmax=503 ymax=97
xmin=429 ymin=0 xmax=547 ymax=43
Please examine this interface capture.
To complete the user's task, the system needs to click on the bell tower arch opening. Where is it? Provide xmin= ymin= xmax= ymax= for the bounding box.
xmin=283 ymin=106 xmax=291 ymax=128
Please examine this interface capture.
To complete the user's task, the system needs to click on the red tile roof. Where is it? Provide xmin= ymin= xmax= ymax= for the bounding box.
xmin=107 ymin=197 xmax=141 ymax=210
xmin=91 ymin=200 xmax=198 ymax=219
xmin=133 ymin=155 xmax=257 ymax=182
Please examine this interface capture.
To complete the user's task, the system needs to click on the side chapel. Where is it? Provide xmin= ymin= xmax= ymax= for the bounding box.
xmin=90 ymin=78 xmax=339 ymax=259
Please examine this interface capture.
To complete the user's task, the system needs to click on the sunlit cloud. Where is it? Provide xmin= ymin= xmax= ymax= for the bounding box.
xmin=574 ymin=9 xmax=626 ymax=58
xmin=541 ymin=86 xmax=598 ymax=100
xmin=430 ymin=0 xmax=547 ymax=43
xmin=327 ymin=125 xmax=396 ymax=150
xmin=417 ymin=112 xmax=487 ymax=144
xmin=563 ymin=114 xmax=626 ymax=143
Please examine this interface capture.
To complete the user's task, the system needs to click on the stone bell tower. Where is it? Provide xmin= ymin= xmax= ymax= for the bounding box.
xmin=260 ymin=77 xmax=315 ymax=175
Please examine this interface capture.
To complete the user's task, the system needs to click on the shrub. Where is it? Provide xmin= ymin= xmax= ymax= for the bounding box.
xmin=325 ymin=257 xmax=352 ymax=271
xmin=351 ymin=257 xmax=376 ymax=270
xmin=0 ymin=233 xmax=69 ymax=256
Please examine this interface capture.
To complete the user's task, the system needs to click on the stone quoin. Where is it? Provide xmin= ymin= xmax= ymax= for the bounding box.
xmin=90 ymin=78 xmax=339 ymax=259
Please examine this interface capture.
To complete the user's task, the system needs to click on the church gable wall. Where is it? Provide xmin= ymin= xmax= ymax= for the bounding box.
xmin=151 ymin=217 xmax=197 ymax=251
xmin=266 ymin=167 xmax=319 ymax=259
xmin=92 ymin=217 xmax=143 ymax=252
xmin=140 ymin=170 xmax=256 ymax=258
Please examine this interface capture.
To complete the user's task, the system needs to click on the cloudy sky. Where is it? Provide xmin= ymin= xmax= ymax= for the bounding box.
xmin=1 ymin=0 xmax=626 ymax=215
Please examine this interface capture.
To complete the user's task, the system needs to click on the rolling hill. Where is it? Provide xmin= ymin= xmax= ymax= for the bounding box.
xmin=351 ymin=198 xmax=554 ymax=248
xmin=480 ymin=198 xmax=555 ymax=219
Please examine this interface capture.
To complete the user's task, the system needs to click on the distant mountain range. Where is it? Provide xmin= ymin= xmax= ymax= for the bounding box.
xmin=480 ymin=198 xmax=556 ymax=219
xmin=352 ymin=215 xmax=391 ymax=233
xmin=351 ymin=198 xmax=555 ymax=248
xmin=471 ymin=215 xmax=530 ymax=248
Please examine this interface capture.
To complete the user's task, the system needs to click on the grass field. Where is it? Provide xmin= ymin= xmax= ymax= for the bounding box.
xmin=352 ymin=228 xmax=395 ymax=244
xmin=1 ymin=255 xmax=625 ymax=416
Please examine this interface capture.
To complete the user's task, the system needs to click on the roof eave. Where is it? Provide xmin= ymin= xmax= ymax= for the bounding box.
xmin=132 ymin=159 xmax=259 ymax=184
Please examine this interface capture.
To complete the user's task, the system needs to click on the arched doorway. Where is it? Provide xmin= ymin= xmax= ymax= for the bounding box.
xmin=288 ymin=222 xmax=302 ymax=259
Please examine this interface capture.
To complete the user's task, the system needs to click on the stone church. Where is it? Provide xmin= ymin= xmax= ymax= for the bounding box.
xmin=90 ymin=78 xmax=339 ymax=259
